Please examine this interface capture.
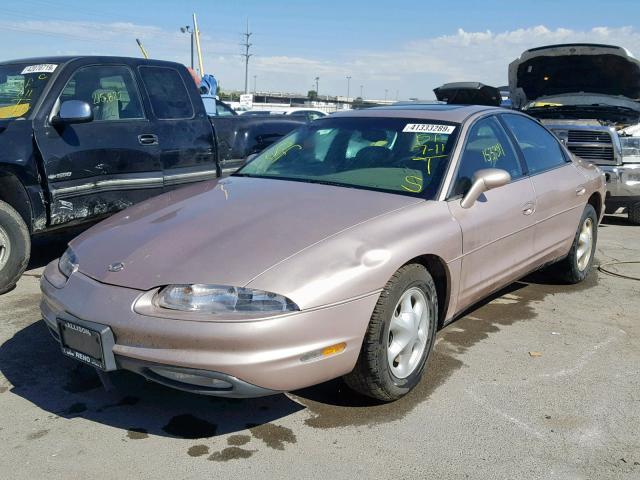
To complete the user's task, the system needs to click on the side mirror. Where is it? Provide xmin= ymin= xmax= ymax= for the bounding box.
xmin=460 ymin=168 xmax=511 ymax=209
xmin=52 ymin=100 xmax=93 ymax=125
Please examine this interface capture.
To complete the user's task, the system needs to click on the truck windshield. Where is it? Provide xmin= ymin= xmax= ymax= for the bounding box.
xmin=0 ymin=63 xmax=57 ymax=120
xmin=235 ymin=116 xmax=460 ymax=199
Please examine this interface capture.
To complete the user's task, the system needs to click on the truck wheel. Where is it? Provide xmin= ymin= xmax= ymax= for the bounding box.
xmin=628 ymin=202 xmax=640 ymax=225
xmin=344 ymin=264 xmax=437 ymax=402
xmin=553 ymin=204 xmax=597 ymax=284
xmin=0 ymin=200 xmax=31 ymax=294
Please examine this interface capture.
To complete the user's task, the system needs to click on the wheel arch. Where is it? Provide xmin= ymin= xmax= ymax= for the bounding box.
xmin=0 ymin=172 xmax=33 ymax=233
xmin=587 ymin=191 xmax=602 ymax=220
xmin=402 ymin=254 xmax=450 ymax=329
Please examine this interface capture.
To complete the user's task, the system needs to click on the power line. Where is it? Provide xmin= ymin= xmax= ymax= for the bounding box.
xmin=241 ymin=19 xmax=252 ymax=94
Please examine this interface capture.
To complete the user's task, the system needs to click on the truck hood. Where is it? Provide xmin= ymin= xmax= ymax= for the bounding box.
xmin=71 ymin=176 xmax=421 ymax=291
xmin=509 ymin=43 xmax=640 ymax=109
xmin=433 ymin=82 xmax=501 ymax=107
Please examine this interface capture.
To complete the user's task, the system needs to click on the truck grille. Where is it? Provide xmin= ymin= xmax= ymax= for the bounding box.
xmin=567 ymin=130 xmax=612 ymax=144
xmin=566 ymin=129 xmax=616 ymax=164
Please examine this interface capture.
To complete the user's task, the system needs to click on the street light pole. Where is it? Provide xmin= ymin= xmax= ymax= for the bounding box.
xmin=315 ymin=76 xmax=319 ymax=96
xmin=385 ymin=88 xmax=388 ymax=102
xmin=346 ymin=76 xmax=351 ymax=102
xmin=360 ymin=84 xmax=364 ymax=99
xmin=180 ymin=25 xmax=194 ymax=69
xmin=253 ymin=75 xmax=257 ymax=94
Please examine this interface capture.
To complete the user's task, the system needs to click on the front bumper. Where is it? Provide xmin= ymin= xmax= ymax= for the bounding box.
xmin=40 ymin=261 xmax=379 ymax=397
xmin=601 ymin=164 xmax=640 ymax=203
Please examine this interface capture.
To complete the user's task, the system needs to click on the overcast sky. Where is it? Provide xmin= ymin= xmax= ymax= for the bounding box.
xmin=3 ymin=0 xmax=640 ymax=99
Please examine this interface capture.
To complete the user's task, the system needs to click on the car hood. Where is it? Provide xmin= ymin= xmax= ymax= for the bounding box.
xmin=433 ymin=82 xmax=501 ymax=107
xmin=509 ymin=43 xmax=640 ymax=108
xmin=71 ymin=176 xmax=422 ymax=291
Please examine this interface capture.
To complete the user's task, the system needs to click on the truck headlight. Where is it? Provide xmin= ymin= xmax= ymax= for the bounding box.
xmin=620 ymin=136 xmax=640 ymax=163
xmin=58 ymin=248 xmax=78 ymax=278
xmin=156 ymin=284 xmax=299 ymax=314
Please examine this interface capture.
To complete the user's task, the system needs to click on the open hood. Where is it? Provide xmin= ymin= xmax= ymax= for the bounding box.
xmin=509 ymin=43 xmax=640 ymax=108
xmin=433 ymin=82 xmax=501 ymax=107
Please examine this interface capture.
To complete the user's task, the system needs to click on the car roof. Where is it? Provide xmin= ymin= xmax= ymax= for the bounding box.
xmin=0 ymin=55 xmax=184 ymax=69
xmin=330 ymin=104 xmax=500 ymax=123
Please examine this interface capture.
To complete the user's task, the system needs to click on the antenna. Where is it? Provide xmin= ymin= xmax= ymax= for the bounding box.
xmin=136 ymin=38 xmax=149 ymax=59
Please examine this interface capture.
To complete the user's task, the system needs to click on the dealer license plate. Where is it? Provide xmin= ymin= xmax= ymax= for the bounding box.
xmin=57 ymin=319 xmax=107 ymax=370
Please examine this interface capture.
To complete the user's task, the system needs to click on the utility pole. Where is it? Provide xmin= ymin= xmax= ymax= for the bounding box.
xmin=360 ymin=84 xmax=364 ymax=99
xmin=385 ymin=88 xmax=388 ymax=102
xmin=253 ymin=75 xmax=257 ymax=94
xmin=242 ymin=19 xmax=253 ymax=94
xmin=193 ymin=13 xmax=204 ymax=76
xmin=315 ymin=76 xmax=319 ymax=96
xmin=180 ymin=25 xmax=194 ymax=69
xmin=346 ymin=76 xmax=351 ymax=102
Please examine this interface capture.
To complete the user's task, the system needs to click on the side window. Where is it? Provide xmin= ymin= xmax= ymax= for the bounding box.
xmin=139 ymin=66 xmax=194 ymax=119
xmin=452 ymin=116 xmax=523 ymax=197
xmin=216 ymin=102 xmax=235 ymax=116
xmin=501 ymin=114 xmax=568 ymax=174
xmin=60 ymin=65 xmax=144 ymax=121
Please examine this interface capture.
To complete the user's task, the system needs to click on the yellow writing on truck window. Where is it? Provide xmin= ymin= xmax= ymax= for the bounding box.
xmin=401 ymin=175 xmax=423 ymax=193
xmin=267 ymin=143 xmax=302 ymax=162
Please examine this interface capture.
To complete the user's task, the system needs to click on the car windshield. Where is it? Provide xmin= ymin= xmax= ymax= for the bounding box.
xmin=0 ymin=63 xmax=57 ymax=120
xmin=236 ymin=117 xmax=460 ymax=198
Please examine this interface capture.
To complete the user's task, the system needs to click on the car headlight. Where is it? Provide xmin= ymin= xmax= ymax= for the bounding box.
xmin=156 ymin=284 xmax=299 ymax=314
xmin=58 ymin=248 xmax=78 ymax=278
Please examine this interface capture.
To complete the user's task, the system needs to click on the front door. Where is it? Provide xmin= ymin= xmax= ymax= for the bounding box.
xmin=33 ymin=63 xmax=162 ymax=226
xmin=447 ymin=116 xmax=536 ymax=311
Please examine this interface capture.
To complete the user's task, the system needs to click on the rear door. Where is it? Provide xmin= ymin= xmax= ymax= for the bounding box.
xmin=500 ymin=114 xmax=587 ymax=264
xmin=138 ymin=65 xmax=217 ymax=189
xmin=33 ymin=62 xmax=163 ymax=226
xmin=447 ymin=115 xmax=536 ymax=310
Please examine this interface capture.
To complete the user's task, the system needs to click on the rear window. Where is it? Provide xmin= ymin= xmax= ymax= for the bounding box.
xmin=139 ymin=66 xmax=194 ymax=119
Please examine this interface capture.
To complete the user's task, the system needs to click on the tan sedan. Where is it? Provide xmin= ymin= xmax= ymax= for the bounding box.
xmin=40 ymin=105 xmax=605 ymax=401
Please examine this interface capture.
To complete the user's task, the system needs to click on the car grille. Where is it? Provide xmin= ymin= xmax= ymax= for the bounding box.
xmin=566 ymin=129 xmax=616 ymax=164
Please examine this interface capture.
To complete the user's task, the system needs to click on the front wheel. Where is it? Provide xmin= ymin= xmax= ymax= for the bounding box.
xmin=344 ymin=264 xmax=438 ymax=402
xmin=553 ymin=204 xmax=598 ymax=284
xmin=0 ymin=200 xmax=31 ymax=295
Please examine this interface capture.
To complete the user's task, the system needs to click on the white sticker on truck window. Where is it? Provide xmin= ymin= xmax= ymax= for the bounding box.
xmin=21 ymin=64 xmax=57 ymax=74
xmin=403 ymin=124 xmax=456 ymax=134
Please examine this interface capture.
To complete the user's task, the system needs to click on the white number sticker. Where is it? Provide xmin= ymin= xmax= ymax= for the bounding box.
xmin=20 ymin=64 xmax=57 ymax=75
xmin=403 ymin=124 xmax=456 ymax=134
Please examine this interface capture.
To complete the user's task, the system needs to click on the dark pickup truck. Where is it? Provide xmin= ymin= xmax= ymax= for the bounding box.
xmin=0 ymin=56 xmax=303 ymax=293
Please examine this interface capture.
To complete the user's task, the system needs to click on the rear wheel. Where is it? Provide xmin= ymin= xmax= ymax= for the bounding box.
xmin=552 ymin=204 xmax=597 ymax=284
xmin=628 ymin=202 xmax=640 ymax=225
xmin=344 ymin=264 xmax=437 ymax=402
xmin=0 ymin=200 xmax=31 ymax=295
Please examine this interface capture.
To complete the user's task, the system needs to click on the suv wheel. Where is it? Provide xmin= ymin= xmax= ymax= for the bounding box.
xmin=0 ymin=200 xmax=31 ymax=294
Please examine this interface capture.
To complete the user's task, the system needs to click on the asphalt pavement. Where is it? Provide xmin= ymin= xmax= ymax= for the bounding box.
xmin=0 ymin=215 xmax=638 ymax=480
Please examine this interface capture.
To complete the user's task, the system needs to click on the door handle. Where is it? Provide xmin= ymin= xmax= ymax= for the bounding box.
xmin=522 ymin=201 xmax=535 ymax=216
xmin=138 ymin=134 xmax=158 ymax=146
xmin=576 ymin=186 xmax=586 ymax=196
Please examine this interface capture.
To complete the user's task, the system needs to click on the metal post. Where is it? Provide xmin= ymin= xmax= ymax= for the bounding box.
xmin=242 ymin=19 xmax=253 ymax=94
xmin=346 ymin=76 xmax=351 ymax=102
xmin=360 ymin=84 xmax=363 ymax=99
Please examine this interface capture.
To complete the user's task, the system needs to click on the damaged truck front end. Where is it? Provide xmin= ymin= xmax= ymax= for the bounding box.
xmin=509 ymin=43 xmax=640 ymax=223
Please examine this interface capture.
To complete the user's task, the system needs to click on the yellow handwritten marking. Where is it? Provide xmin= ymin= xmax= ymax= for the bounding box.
xmin=482 ymin=142 xmax=505 ymax=164
xmin=267 ymin=143 xmax=302 ymax=162
xmin=411 ymin=154 xmax=448 ymax=175
xmin=401 ymin=175 xmax=423 ymax=193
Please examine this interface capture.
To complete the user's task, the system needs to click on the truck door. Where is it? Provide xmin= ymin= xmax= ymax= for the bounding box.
xmin=33 ymin=64 xmax=162 ymax=226
xmin=137 ymin=65 xmax=217 ymax=189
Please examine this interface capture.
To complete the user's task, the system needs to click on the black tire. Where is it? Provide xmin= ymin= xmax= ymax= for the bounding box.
xmin=628 ymin=202 xmax=640 ymax=225
xmin=553 ymin=204 xmax=598 ymax=284
xmin=0 ymin=200 xmax=31 ymax=295
xmin=344 ymin=263 xmax=438 ymax=402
